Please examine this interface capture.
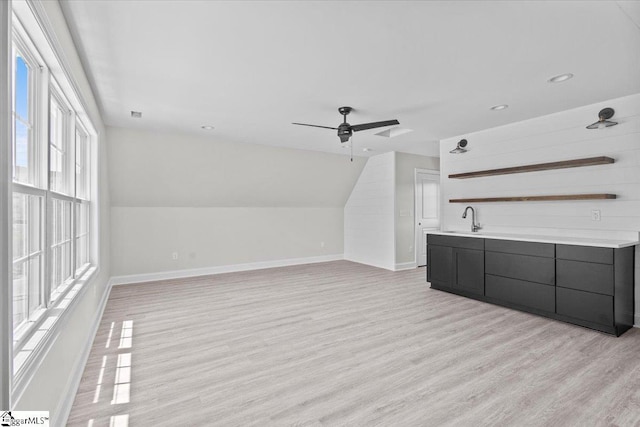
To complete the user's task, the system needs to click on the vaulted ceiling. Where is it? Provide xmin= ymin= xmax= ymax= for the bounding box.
xmin=61 ymin=1 xmax=640 ymax=158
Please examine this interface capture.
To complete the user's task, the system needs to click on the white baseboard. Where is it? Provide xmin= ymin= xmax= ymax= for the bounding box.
xmin=394 ymin=262 xmax=417 ymax=271
xmin=111 ymin=254 xmax=345 ymax=286
xmin=54 ymin=278 xmax=113 ymax=427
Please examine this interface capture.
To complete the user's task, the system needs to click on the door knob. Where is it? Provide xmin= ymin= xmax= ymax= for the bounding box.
xmin=418 ymin=222 xmax=422 ymax=225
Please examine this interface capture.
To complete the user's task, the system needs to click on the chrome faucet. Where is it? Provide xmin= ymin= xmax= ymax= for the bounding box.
xmin=462 ymin=206 xmax=481 ymax=232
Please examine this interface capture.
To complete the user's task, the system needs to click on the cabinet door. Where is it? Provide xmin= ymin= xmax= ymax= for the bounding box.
xmin=427 ymin=245 xmax=453 ymax=287
xmin=453 ymin=248 xmax=484 ymax=295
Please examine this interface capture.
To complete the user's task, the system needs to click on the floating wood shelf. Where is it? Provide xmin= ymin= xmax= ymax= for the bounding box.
xmin=448 ymin=156 xmax=614 ymax=179
xmin=450 ymin=194 xmax=617 ymax=203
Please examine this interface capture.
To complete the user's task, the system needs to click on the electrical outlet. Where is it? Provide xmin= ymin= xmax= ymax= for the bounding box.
xmin=172 ymin=252 xmax=179 ymax=260
xmin=591 ymin=210 xmax=601 ymax=221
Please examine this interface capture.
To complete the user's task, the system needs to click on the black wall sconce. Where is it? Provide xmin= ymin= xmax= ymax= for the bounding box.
xmin=586 ymin=108 xmax=618 ymax=129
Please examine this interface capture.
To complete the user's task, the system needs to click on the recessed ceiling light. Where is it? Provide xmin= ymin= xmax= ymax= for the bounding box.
xmin=130 ymin=111 xmax=142 ymax=118
xmin=490 ymin=104 xmax=508 ymax=111
xmin=201 ymin=125 xmax=214 ymax=130
xmin=362 ymin=148 xmax=372 ymax=152
xmin=548 ymin=73 xmax=574 ymax=83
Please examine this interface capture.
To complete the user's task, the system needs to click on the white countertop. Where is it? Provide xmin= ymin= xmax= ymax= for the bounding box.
xmin=425 ymin=230 xmax=639 ymax=249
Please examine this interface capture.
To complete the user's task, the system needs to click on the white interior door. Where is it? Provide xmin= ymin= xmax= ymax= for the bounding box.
xmin=415 ymin=170 xmax=440 ymax=266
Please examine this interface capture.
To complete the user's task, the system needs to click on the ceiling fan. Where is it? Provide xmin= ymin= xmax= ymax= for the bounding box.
xmin=293 ymin=107 xmax=399 ymax=143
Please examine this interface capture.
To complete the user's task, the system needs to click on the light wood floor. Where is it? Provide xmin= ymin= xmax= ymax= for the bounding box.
xmin=67 ymin=261 xmax=640 ymax=427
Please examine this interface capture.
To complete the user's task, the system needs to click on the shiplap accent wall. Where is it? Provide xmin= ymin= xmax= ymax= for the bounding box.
xmin=440 ymin=93 xmax=640 ymax=325
xmin=344 ymin=152 xmax=396 ymax=270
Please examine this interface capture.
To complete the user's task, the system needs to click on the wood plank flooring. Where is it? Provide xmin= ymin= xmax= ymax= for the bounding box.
xmin=67 ymin=261 xmax=640 ymax=426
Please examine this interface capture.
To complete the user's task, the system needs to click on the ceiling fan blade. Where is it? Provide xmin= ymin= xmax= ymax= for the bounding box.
xmin=350 ymin=119 xmax=399 ymax=132
xmin=292 ymin=122 xmax=338 ymax=130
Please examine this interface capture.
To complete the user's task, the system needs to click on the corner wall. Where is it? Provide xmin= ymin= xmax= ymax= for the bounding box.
xmin=440 ymin=93 xmax=640 ymax=325
xmin=344 ymin=152 xmax=396 ymax=270
xmin=344 ymin=151 xmax=440 ymax=270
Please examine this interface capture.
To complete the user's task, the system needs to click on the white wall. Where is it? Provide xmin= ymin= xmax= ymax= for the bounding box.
xmin=344 ymin=151 xmax=396 ymax=270
xmin=111 ymin=207 xmax=344 ymax=277
xmin=12 ymin=1 xmax=112 ymax=424
xmin=395 ymin=152 xmax=439 ymax=267
xmin=108 ymin=126 xmax=366 ymax=278
xmin=440 ymin=93 xmax=640 ymax=325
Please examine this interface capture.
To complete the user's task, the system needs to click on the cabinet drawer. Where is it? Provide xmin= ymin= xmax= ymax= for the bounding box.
xmin=485 ymin=239 xmax=554 ymax=258
xmin=486 ymin=274 xmax=555 ymax=313
xmin=556 ymin=245 xmax=613 ymax=264
xmin=428 ymin=234 xmax=484 ymax=250
xmin=556 ymin=260 xmax=613 ymax=295
xmin=556 ymin=287 xmax=613 ymax=326
xmin=485 ymin=252 xmax=555 ymax=285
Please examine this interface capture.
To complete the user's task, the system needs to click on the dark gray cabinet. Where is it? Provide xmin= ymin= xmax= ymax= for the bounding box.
xmin=485 ymin=240 xmax=555 ymax=314
xmin=426 ymin=245 xmax=453 ymax=287
xmin=485 ymin=275 xmax=555 ymax=313
xmin=427 ymin=236 xmax=484 ymax=296
xmin=555 ymin=244 xmax=634 ymax=335
xmin=427 ymin=234 xmax=635 ymax=336
xmin=453 ymin=248 xmax=484 ymax=295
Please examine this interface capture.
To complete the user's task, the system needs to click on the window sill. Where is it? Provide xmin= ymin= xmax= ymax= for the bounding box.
xmin=12 ymin=265 xmax=98 ymax=400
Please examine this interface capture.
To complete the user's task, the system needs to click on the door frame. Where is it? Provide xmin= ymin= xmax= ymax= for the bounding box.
xmin=414 ymin=168 xmax=441 ymax=266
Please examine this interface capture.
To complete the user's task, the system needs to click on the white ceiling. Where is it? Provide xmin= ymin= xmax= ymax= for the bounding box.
xmin=60 ymin=0 xmax=640 ymax=158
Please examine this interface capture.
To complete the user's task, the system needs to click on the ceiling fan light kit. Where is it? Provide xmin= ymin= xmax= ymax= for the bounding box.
xmin=293 ymin=106 xmax=399 ymax=143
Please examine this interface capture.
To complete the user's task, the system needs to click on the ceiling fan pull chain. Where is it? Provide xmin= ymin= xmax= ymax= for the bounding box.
xmin=350 ymin=136 xmax=354 ymax=162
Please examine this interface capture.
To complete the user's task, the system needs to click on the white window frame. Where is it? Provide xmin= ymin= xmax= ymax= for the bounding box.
xmin=10 ymin=18 xmax=45 ymax=191
xmin=1 ymin=0 xmax=14 ymax=410
xmin=7 ymin=3 xmax=100 ymax=402
xmin=10 ymin=18 xmax=49 ymax=354
xmin=10 ymin=189 xmax=45 ymax=342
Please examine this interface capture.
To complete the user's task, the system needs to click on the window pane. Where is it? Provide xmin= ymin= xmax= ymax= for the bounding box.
xmin=12 ymin=193 xmax=28 ymax=261
xmin=12 ymin=192 xmax=44 ymax=331
xmin=75 ymin=130 xmax=88 ymax=200
xmin=15 ymin=54 xmax=29 ymax=119
xmin=51 ymin=199 xmax=73 ymax=296
xmin=49 ymin=98 xmax=71 ymax=195
xmin=28 ymin=256 xmax=42 ymax=315
xmin=14 ymin=120 xmax=30 ymax=183
xmin=75 ymin=202 xmax=89 ymax=270
xmin=13 ymin=261 xmax=28 ymax=330
xmin=29 ymin=195 xmax=42 ymax=253
xmin=13 ymin=53 xmax=32 ymax=185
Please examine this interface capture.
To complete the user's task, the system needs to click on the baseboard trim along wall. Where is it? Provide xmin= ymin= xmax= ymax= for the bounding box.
xmin=394 ymin=262 xmax=417 ymax=271
xmin=111 ymin=254 xmax=345 ymax=286
xmin=55 ymin=278 xmax=114 ymax=427
xmin=635 ymin=315 xmax=640 ymax=328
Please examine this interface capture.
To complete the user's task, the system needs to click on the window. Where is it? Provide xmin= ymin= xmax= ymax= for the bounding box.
xmin=75 ymin=126 xmax=89 ymax=200
xmin=11 ymin=30 xmax=46 ymax=341
xmin=8 ymin=11 xmax=97 ymax=384
xmin=49 ymin=198 xmax=73 ymax=300
xmin=11 ymin=42 xmax=37 ymax=186
xmin=49 ymin=89 xmax=72 ymax=196
xmin=12 ymin=193 xmax=43 ymax=333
